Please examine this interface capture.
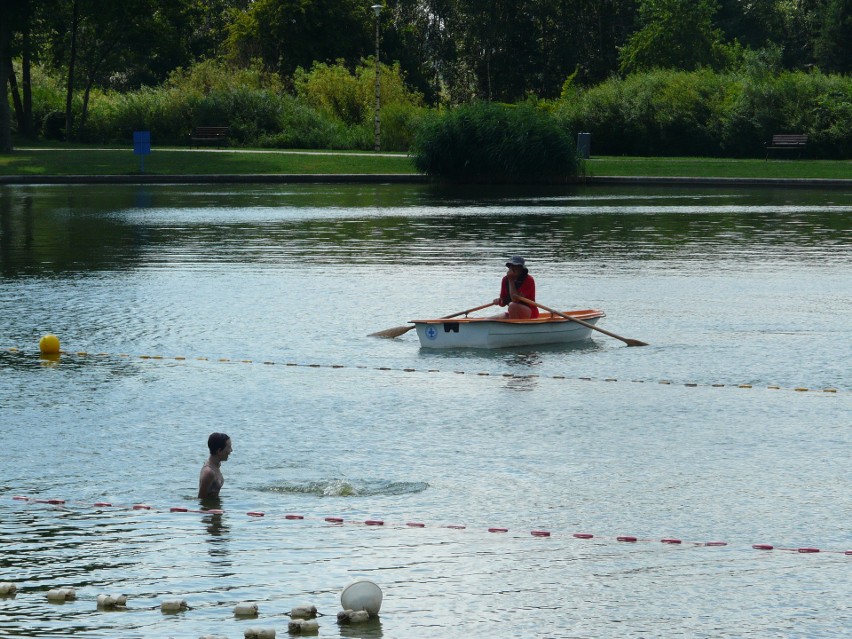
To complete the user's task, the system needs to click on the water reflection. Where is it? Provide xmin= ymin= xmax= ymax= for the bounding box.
xmin=39 ymin=353 xmax=61 ymax=367
xmin=199 ymin=499 xmax=230 ymax=559
xmin=338 ymin=616 xmax=383 ymax=638
xmin=503 ymin=374 xmax=539 ymax=392
xmin=1 ymin=184 xmax=850 ymax=277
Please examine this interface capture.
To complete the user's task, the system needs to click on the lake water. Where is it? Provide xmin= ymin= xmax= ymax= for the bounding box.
xmin=0 ymin=183 xmax=850 ymax=638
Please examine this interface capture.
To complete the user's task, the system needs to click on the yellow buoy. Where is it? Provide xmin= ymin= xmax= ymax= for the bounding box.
xmin=39 ymin=334 xmax=61 ymax=355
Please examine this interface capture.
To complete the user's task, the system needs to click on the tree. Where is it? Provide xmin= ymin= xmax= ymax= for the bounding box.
xmin=773 ymin=0 xmax=823 ymax=70
xmin=814 ymin=0 xmax=852 ymax=73
xmin=0 ymin=0 xmax=32 ymax=151
xmin=619 ymin=0 xmax=731 ymax=73
xmin=225 ymin=0 xmax=373 ymax=78
xmin=0 ymin=1 xmax=12 ymax=153
xmin=401 ymin=0 xmax=637 ymax=103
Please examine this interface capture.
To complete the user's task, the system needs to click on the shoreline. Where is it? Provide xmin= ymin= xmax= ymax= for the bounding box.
xmin=1 ymin=173 xmax=851 ymax=188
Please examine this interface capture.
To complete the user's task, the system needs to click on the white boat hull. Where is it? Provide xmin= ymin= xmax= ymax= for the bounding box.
xmin=412 ymin=311 xmax=604 ymax=349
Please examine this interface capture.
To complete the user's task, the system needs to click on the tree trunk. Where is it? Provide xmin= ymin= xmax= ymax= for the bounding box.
xmin=7 ymin=60 xmax=25 ymax=131
xmin=81 ymin=76 xmax=94 ymax=130
xmin=65 ymin=0 xmax=80 ymax=142
xmin=22 ymin=23 xmax=33 ymax=138
xmin=0 ymin=2 xmax=12 ymax=153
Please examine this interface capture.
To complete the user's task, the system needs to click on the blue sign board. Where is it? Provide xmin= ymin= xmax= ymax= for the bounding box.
xmin=133 ymin=131 xmax=151 ymax=155
xmin=133 ymin=131 xmax=151 ymax=172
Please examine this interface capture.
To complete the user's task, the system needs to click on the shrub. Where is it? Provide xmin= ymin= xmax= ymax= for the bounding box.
xmin=294 ymin=58 xmax=422 ymax=126
xmin=42 ymin=111 xmax=66 ymax=141
xmin=379 ymin=103 xmax=429 ymax=152
xmin=557 ymin=66 xmax=852 ymax=158
xmin=81 ymin=85 xmax=197 ymax=145
xmin=412 ymin=101 xmax=578 ymax=183
xmin=257 ymin=96 xmax=360 ymax=149
xmin=195 ymin=88 xmax=282 ymax=143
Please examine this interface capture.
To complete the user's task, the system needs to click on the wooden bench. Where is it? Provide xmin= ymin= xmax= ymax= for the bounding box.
xmin=765 ymin=134 xmax=807 ymax=159
xmin=189 ymin=126 xmax=229 ymax=148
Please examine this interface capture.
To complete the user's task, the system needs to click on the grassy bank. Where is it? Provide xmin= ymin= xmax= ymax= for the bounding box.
xmin=586 ymin=156 xmax=852 ymax=180
xmin=0 ymin=147 xmax=416 ymax=176
xmin=1 ymin=146 xmax=850 ymax=179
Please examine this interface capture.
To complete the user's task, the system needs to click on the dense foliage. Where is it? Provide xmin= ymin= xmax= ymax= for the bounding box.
xmin=25 ymin=59 xmax=423 ymax=151
xmin=555 ymin=64 xmax=852 ymax=158
xmin=412 ymin=102 xmax=578 ymax=183
xmin=2 ymin=0 xmax=852 ymax=159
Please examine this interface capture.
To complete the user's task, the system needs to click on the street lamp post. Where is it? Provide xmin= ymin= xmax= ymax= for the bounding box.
xmin=371 ymin=3 xmax=382 ymax=152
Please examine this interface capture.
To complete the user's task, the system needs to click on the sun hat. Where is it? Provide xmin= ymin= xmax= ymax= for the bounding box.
xmin=505 ymin=256 xmax=526 ymax=267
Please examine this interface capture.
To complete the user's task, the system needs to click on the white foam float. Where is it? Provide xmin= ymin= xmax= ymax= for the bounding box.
xmin=234 ymin=602 xmax=259 ymax=616
xmin=96 ymin=594 xmax=128 ymax=609
xmin=46 ymin=588 xmax=76 ymax=601
xmin=287 ymin=619 xmax=319 ymax=634
xmin=160 ymin=598 xmax=188 ymax=612
xmin=337 ymin=609 xmax=370 ymax=624
xmin=289 ymin=605 xmax=317 ymax=619
xmin=244 ymin=627 xmax=276 ymax=639
xmin=0 ymin=583 xmax=16 ymax=596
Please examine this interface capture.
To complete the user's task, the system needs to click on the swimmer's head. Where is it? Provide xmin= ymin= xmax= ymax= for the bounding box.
xmin=208 ymin=432 xmax=231 ymax=456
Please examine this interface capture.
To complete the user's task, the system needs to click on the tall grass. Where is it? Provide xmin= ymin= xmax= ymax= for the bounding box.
xmin=19 ymin=59 xmax=426 ymax=151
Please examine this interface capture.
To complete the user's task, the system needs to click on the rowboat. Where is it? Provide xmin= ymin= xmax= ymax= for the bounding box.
xmin=411 ymin=309 xmax=606 ymax=349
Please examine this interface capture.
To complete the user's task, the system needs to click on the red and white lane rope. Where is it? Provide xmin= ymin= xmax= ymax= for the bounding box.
xmin=10 ymin=496 xmax=851 ymax=557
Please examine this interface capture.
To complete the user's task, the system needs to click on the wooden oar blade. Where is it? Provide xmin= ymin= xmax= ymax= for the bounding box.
xmin=368 ymin=303 xmax=494 ymax=339
xmin=516 ymin=295 xmax=649 ymax=347
xmin=368 ymin=324 xmax=414 ymax=338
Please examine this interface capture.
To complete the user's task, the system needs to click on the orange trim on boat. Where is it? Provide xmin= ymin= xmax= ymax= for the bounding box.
xmin=411 ymin=309 xmax=605 ymax=324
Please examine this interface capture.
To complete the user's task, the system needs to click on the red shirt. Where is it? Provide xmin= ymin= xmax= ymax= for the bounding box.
xmin=499 ymin=274 xmax=539 ymax=318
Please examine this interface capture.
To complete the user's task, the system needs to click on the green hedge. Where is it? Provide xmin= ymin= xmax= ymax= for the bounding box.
xmin=556 ymin=68 xmax=852 ymax=158
xmin=412 ymin=102 xmax=579 ymax=183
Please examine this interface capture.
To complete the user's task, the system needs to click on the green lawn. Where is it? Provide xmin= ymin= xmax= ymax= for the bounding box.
xmin=586 ymin=156 xmax=852 ymax=180
xmin=0 ymin=147 xmax=417 ymax=175
xmin=1 ymin=145 xmax=851 ymax=180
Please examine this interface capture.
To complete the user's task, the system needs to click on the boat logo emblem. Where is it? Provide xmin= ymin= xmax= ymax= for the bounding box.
xmin=425 ymin=326 xmax=438 ymax=340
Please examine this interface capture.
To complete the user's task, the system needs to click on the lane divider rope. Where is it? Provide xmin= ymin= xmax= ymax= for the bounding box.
xmin=3 ymin=346 xmax=846 ymax=395
xmin=9 ymin=496 xmax=850 ymax=557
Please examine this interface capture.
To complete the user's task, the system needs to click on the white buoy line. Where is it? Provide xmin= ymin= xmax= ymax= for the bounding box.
xmin=0 ymin=580 xmax=382 ymax=637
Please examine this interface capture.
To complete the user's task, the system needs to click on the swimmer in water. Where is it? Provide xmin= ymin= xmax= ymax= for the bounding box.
xmin=198 ymin=432 xmax=232 ymax=499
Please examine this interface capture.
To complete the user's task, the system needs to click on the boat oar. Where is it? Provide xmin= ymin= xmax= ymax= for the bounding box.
xmin=369 ymin=302 xmax=496 ymax=338
xmin=517 ymin=296 xmax=648 ymax=347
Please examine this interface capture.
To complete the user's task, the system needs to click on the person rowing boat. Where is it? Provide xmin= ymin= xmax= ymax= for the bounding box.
xmin=493 ymin=255 xmax=539 ymax=319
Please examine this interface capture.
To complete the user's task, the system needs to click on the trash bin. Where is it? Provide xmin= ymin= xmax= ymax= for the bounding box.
xmin=577 ymin=132 xmax=591 ymax=159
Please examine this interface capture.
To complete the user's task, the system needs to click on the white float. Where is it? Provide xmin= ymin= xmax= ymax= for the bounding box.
xmin=234 ymin=602 xmax=259 ymax=616
xmin=160 ymin=598 xmax=188 ymax=612
xmin=337 ymin=609 xmax=370 ymax=624
xmin=287 ymin=619 xmax=319 ymax=634
xmin=96 ymin=594 xmax=128 ymax=608
xmin=46 ymin=588 xmax=76 ymax=601
xmin=340 ymin=579 xmax=382 ymax=615
xmin=289 ymin=605 xmax=317 ymax=619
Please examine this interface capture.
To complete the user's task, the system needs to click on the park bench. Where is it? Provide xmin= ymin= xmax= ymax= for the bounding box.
xmin=188 ymin=126 xmax=230 ymax=148
xmin=765 ymin=134 xmax=807 ymax=160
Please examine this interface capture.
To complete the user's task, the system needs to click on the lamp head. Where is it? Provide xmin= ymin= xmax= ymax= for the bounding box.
xmin=371 ymin=3 xmax=382 ymax=16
